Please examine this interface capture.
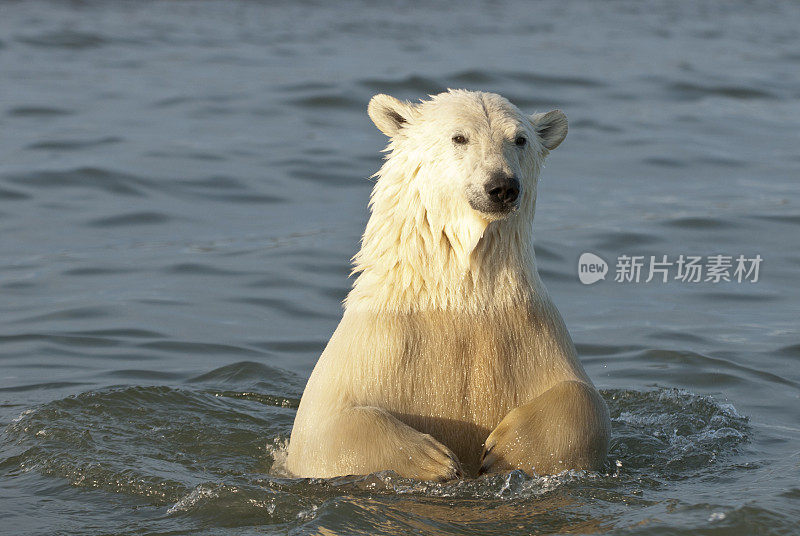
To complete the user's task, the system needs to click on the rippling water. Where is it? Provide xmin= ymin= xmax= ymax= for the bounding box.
xmin=1 ymin=1 xmax=799 ymax=535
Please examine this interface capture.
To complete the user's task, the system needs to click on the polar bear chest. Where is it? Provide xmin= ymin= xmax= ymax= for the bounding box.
xmin=329 ymin=305 xmax=580 ymax=471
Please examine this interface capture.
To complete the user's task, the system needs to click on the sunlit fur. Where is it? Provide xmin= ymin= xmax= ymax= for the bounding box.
xmin=286 ymin=90 xmax=610 ymax=479
xmin=347 ymin=90 xmax=544 ymax=313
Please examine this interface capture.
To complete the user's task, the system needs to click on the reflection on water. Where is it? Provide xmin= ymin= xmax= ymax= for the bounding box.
xmin=1 ymin=0 xmax=799 ymax=534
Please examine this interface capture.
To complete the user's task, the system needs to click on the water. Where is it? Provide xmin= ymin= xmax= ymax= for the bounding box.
xmin=1 ymin=0 xmax=798 ymax=534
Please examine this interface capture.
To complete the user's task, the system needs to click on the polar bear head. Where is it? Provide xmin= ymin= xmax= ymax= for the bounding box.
xmin=350 ymin=89 xmax=568 ymax=311
xmin=367 ymin=89 xmax=567 ymax=224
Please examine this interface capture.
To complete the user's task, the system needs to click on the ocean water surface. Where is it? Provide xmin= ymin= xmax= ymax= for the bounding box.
xmin=1 ymin=1 xmax=799 ymax=534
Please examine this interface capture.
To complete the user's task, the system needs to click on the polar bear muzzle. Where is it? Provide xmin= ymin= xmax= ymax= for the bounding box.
xmin=468 ymin=171 xmax=520 ymax=216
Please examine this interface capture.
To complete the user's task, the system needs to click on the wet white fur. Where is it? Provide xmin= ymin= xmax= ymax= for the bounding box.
xmin=287 ymin=90 xmax=608 ymax=479
xmin=348 ymin=90 xmax=561 ymax=313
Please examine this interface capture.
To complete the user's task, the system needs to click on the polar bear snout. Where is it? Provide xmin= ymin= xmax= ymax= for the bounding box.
xmin=485 ymin=173 xmax=520 ymax=206
xmin=469 ymin=172 xmax=521 ymax=216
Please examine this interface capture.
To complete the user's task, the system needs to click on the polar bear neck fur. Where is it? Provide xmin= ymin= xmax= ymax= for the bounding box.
xmin=346 ymin=142 xmax=544 ymax=314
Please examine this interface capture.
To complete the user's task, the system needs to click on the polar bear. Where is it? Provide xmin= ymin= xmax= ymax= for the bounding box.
xmin=286 ymin=89 xmax=610 ymax=480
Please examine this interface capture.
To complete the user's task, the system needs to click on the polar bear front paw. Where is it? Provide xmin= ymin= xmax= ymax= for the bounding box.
xmin=478 ymin=415 xmax=523 ymax=475
xmin=478 ymin=381 xmax=611 ymax=476
xmin=402 ymin=433 xmax=463 ymax=481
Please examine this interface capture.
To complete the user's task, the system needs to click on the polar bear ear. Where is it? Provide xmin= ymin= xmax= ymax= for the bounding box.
xmin=530 ymin=110 xmax=568 ymax=151
xmin=368 ymin=94 xmax=417 ymax=137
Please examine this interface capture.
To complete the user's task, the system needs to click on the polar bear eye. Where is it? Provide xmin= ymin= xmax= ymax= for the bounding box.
xmin=515 ymin=136 xmax=527 ymax=147
xmin=452 ymin=135 xmax=468 ymax=145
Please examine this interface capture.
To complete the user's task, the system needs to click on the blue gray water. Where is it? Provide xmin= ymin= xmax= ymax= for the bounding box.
xmin=1 ymin=1 xmax=799 ymax=534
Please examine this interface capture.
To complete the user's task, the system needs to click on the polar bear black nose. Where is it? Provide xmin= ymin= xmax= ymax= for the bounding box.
xmin=485 ymin=175 xmax=520 ymax=206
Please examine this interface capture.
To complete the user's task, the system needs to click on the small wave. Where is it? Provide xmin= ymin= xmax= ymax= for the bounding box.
xmin=6 ymin=105 xmax=73 ymax=117
xmin=663 ymin=216 xmax=732 ymax=229
xmin=229 ymin=296 xmax=338 ymax=320
xmin=507 ymin=72 xmax=606 ymax=88
xmin=62 ymin=266 xmax=138 ymax=276
xmin=86 ymin=211 xmax=174 ymax=228
xmin=643 ymin=156 xmax=688 ymax=168
xmin=644 ymin=75 xmax=780 ymax=102
xmin=1 ymin=385 xmax=749 ymax=532
xmin=26 ymin=137 xmax=123 ymax=151
xmin=590 ymin=230 xmax=660 ymax=250
xmin=164 ymin=262 xmax=248 ymax=276
xmin=15 ymin=30 xmax=137 ymax=49
xmin=358 ymin=74 xmax=445 ymax=95
xmin=449 ymin=69 xmax=499 ymax=85
xmin=11 ymin=306 xmax=113 ymax=325
xmin=286 ymin=167 xmax=364 ymax=186
xmin=2 ymin=167 xmax=281 ymax=205
xmin=189 ymin=361 xmax=305 ymax=400
xmin=287 ymin=94 xmax=362 ymax=110
xmin=667 ymin=81 xmax=776 ymax=101
xmin=0 ymin=384 xmax=297 ymax=501
xmin=0 ymin=187 xmax=31 ymax=200
xmin=3 ymin=167 xmax=152 ymax=197
xmin=253 ymin=339 xmax=327 ymax=355
xmin=137 ymin=340 xmax=262 ymax=357
xmin=570 ymin=118 xmax=624 ymax=133
xmin=750 ymin=213 xmax=800 ymax=226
